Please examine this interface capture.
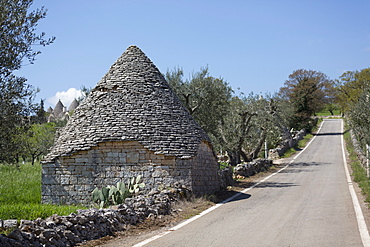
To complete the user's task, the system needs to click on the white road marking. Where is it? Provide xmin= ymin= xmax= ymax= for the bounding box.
xmin=340 ymin=119 xmax=370 ymax=247
xmin=134 ymin=119 xmax=370 ymax=246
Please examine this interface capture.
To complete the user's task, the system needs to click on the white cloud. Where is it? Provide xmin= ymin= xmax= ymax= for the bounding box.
xmin=47 ymin=88 xmax=82 ymax=108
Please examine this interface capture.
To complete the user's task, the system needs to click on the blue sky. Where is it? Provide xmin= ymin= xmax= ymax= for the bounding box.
xmin=16 ymin=0 xmax=370 ymax=108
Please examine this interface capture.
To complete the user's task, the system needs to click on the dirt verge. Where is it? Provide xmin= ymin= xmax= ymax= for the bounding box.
xmin=77 ymin=163 xmax=286 ymax=247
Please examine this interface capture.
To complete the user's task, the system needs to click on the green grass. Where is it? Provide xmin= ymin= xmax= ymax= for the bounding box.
xmin=343 ymin=128 xmax=370 ymax=204
xmin=315 ymin=110 xmax=341 ymax=116
xmin=0 ymin=162 xmax=83 ymax=221
xmin=282 ymin=134 xmax=313 ymax=158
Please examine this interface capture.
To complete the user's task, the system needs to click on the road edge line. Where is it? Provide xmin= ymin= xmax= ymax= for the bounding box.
xmin=133 ymin=120 xmax=325 ymax=247
xmin=341 ymin=119 xmax=370 ymax=247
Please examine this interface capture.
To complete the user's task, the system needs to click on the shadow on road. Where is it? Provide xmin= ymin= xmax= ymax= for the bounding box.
xmin=227 ymin=193 xmax=252 ymax=203
xmin=292 ymin=162 xmax=323 ymax=166
xmin=315 ymin=132 xmax=343 ymax=136
xmin=280 ymin=162 xmax=330 ymax=173
xmin=255 ymin=182 xmax=298 ymax=188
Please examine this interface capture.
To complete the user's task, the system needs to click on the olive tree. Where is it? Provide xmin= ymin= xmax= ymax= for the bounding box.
xmin=165 ymin=66 xmax=233 ymax=140
xmin=0 ymin=0 xmax=54 ymax=163
xmin=218 ymin=93 xmax=293 ymax=166
xmin=166 ymin=67 xmax=294 ymax=166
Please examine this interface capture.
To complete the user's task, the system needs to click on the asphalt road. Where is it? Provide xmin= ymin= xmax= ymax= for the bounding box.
xmin=132 ymin=119 xmax=367 ymax=247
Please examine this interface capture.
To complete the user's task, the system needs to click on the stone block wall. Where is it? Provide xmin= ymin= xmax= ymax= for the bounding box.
xmin=185 ymin=141 xmax=220 ymax=196
xmin=42 ymin=140 xmax=220 ymax=205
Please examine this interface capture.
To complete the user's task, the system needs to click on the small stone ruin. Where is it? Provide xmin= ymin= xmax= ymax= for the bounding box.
xmin=42 ymin=45 xmax=221 ymax=205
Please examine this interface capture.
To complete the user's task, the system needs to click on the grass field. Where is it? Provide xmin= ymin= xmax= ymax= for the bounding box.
xmin=0 ymin=162 xmax=83 ymax=221
xmin=315 ymin=110 xmax=341 ymax=116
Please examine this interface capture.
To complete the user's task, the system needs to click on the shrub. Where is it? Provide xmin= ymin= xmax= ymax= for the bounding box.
xmin=92 ymin=175 xmax=145 ymax=208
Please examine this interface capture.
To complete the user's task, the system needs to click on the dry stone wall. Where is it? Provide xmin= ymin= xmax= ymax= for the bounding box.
xmin=233 ymin=159 xmax=273 ymax=178
xmin=268 ymin=129 xmax=307 ymax=159
xmin=350 ymin=130 xmax=369 ymax=170
xmin=42 ymin=141 xmax=219 ymax=205
xmin=0 ymin=189 xmax=184 ymax=247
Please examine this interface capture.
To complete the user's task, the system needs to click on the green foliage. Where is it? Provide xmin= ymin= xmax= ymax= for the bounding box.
xmin=20 ymin=122 xmax=56 ymax=165
xmin=0 ymin=0 xmax=54 ymax=164
xmin=343 ymin=125 xmax=370 ymax=203
xmin=166 ymin=66 xmax=294 ymax=166
xmin=109 ymin=182 xmax=130 ymax=205
xmin=348 ymin=88 xmax=370 ymax=149
xmin=0 ymin=162 xmax=82 ymax=220
xmin=217 ymin=93 xmax=294 ymax=165
xmin=0 ymin=203 xmax=82 ymax=221
xmin=279 ymin=69 xmax=334 ymax=130
xmin=322 ymin=103 xmax=340 ymax=116
xmin=77 ymin=85 xmax=92 ymax=104
xmin=92 ymin=175 xmax=145 ymax=208
xmin=281 ymin=134 xmax=313 ymax=158
xmin=336 ymin=68 xmax=370 ymax=150
xmin=128 ymin=175 xmax=145 ymax=194
xmin=315 ymin=109 xmax=341 ymax=116
xmin=219 ymin=162 xmax=229 ymax=169
xmin=92 ymin=186 xmax=110 ymax=208
xmin=0 ymin=0 xmax=55 ymax=73
xmin=335 ymin=68 xmax=370 ymax=114
xmin=165 ymin=66 xmax=233 ymax=137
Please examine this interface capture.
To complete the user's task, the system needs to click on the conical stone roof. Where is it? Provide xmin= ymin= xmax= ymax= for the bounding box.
xmin=68 ymin=98 xmax=79 ymax=112
xmin=53 ymin=100 xmax=64 ymax=118
xmin=43 ymin=46 xmax=211 ymax=163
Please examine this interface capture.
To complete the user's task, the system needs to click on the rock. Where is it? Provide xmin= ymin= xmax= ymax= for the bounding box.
xmin=0 ymin=234 xmax=24 ymax=247
xmin=7 ymin=229 xmax=24 ymax=241
xmin=45 ymin=220 xmax=56 ymax=228
xmin=21 ymin=231 xmax=34 ymax=242
xmin=234 ymin=159 xmax=272 ymax=178
xmin=3 ymin=219 xmax=18 ymax=228
xmin=42 ymin=229 xmax=59 ymax=239
xmin=63 ymin=230 xmax=81 ymax=243
xmin=218 ymin=167 xmax=235 ymax=189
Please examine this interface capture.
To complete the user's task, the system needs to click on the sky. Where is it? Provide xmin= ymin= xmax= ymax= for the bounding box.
xmin=15 ymin=0 xmax=370 ymax=109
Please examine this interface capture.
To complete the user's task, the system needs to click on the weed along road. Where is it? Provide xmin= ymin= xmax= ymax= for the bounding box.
xmin=130 ymin=119 xmax=369 ymax=247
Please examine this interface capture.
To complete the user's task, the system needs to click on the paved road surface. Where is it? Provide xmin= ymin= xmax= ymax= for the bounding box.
xmin=132 ymin=119 xmax=366 ymax=246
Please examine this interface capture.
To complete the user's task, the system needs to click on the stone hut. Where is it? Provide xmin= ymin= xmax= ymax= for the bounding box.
xmin=46 ymin=106 xmax=53 ymax=114
xmin=68 ymin=98 xmax=79 ymax=112
xmin=52 ymin=100 xmax=65 ymax=119
xmin=42 ymin=45 xmax=220 ymax=205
